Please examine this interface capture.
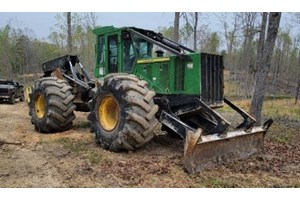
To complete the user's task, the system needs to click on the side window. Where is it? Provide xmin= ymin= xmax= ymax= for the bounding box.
xmin=98 ymin=36 xmax=105 ymax=65
xmin=108 ymin=35 xmax=118 ymax=73
xmin=131 ymin=34 xmax=153 ymax=59
xmin=123 ymin=39 xmax=135 ymax=72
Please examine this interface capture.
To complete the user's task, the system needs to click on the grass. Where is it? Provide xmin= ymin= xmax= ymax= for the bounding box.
xmin=74 ymin=121 xmax=91 ymax=129
xmin=218 ymin=98 xmax=300 ymax=145
xmin=220 ymin=98 xmax=300 ymax=120
xmin=263 ymin=99 xmax=300 ymax=119
xmin=267 ymin=120 xmax=299 ymax=144
xmin=206 ymin=178 xmax=236 ymax=188
xmin=191 ymin=176 xmax=238 ymax=188
xmin=55 ymin=137 xmax=112 ymax=165
xmin=84 ymin=151 xmax=103 ymax=164
xmin=223 ymin=73 xmax=299 ymax=119
xmin=56 ymin=137 xmax=89 ymax=154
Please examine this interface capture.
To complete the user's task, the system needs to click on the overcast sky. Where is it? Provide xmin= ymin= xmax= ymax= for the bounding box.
xmin=0 ymin=12 xmax=176 ymax=40
xmin=0 ymin=12 xmax=296 ymax=43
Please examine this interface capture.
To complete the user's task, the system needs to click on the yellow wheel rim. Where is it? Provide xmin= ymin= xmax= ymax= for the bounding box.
xmin=35 ymin=94 xmax=45 ymax=119
xmin=98 ymin=95 xmax=120 ymax=132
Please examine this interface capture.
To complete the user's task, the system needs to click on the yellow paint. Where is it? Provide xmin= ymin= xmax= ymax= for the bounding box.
xmin=136 ymin=57 xmax=170 ymax=64
xmin=35 ymin=94 xmax=45 ymax=119
xmin=98 ymin=95 xmax=120 ymax=131
xmin=24 ymin=86 xmax=32 ymax=103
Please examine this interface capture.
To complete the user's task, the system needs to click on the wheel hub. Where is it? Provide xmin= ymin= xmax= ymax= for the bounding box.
xmin=35 ymin=94 xmax=45 ymax=119
xmin=98 ymin=95 xmax=120 ymax=131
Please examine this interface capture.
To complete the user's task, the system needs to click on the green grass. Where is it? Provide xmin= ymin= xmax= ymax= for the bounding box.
xmin=74 ymin=121 xmax=91 ymax=129
xmin=207 ymin=178 xmax=236 ymax=188
xmin=217 ymin=98 xmax=300 ymax=145
xmin=56 ymin=137 xmax=112 ymax=165
xmin=263 ymin=99 xmax=300 ymax=120
xmin=83 ymin=151 xmax=102 ymax=164
xmin=56 ymin=137 xmax=89 ymax=154
xmin=219 ymin=98 xmax=300 ymax=120
xmin=267 ymin=121 xmax=299 ymax=144
xmin=264 ymin=95 xmax=294 ymax=100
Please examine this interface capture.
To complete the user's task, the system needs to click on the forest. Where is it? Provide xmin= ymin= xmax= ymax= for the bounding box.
xmin=1 ymin=12 xmax=299 ymax=101
xmin=1 ymin=12 xmax=300 ymax=188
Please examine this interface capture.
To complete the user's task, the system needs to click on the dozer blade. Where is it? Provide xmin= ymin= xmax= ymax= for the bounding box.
xmin=158 ymin=96 xmax=273 ymax=174
xmin=183 ymin=120 xmax=273 ymax=174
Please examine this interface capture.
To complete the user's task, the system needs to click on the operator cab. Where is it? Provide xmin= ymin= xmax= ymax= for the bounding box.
xmin=94 ymin=26 xmax=160 ymax=78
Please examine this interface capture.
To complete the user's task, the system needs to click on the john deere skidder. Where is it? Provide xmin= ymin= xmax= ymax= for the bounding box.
xmin=28 ymin=26 xmax=273 ymax=173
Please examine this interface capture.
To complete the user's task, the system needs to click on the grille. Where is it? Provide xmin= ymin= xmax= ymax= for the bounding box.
xmin=0 ymin=88 xmax=9 ymax=94
xmin=200 ymin=53 xmax=224 ymax=105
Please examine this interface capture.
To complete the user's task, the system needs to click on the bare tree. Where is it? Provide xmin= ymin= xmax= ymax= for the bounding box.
xmin=252 ymin=12 xmax=268 ymax=94
xmin=239 ymin=12 xmax=260 ymax=97
xmin=222 ymin=13 xmax=240 ymax=56
xmin=182 ymin=12 xmax=199 ymax=51
xmin=84 ymin=12 xmax=98 ymax=29
xmin=255 ymin=13 xmax=267 ymax=73
xmin=295 ymin=49 xmax=300 ymax=104
xmin=67 ymin=12 xmax=72 ymax=53
xmin=193 ymin=12 xmax=198 ymax=51
xmin=173 ymin=12 xmax=180 ymax=43
xmin=295 ymin=77 xmax=300 ymax=104
xmin=250 ymin=12 xmax=281 ymax=124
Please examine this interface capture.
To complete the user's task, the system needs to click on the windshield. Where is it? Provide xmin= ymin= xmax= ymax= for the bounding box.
xmin=0 ymin=80 xmax=14 ymax=85
xmin=131 ymin=34 xmax=153 ymax=59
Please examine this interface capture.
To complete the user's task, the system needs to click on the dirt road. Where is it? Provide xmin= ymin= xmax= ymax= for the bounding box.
xmin=1 ymin=102 xmax=300 ymax=187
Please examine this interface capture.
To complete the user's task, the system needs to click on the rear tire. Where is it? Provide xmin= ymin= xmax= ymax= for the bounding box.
xmin=88 ymin=74 xmax=160 ymax=151
xmin=29 ymin=77 xmax=76 ymax=133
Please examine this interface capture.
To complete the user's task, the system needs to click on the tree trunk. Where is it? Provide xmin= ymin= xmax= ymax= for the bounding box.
xmin=193 ymin=12 xmax=198 ymax=51
xmin=295 ymin=77 xmax=300 ymax=105
xmin=67 ymin=12 xmax=72 ymax=53
xmin=250 ymin=12 xmax=281 ymax=124
xmin=252 ymin=12 xmax=268 ymax=95
xmin=241 ymin=13 xmax=258 ymax=98
xmin=173 ymin=12 xmax=180 ymax=43
xmin=295 ymin=50 xmax=300 ymax=104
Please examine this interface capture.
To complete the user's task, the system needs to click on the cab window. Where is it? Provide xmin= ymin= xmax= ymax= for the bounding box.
xmin=98 ymin=36 xmax=105 ymax=65
xmin=123 ymin=39 xmax=135 ymax=72
xmin=108 ymin=35 xmax=118 ymax=73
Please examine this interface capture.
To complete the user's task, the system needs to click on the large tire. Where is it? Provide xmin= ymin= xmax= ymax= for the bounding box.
xmin=20 ymin=94 xmax=25 ymax=102
xmin=29 ymin=77 xmax=76 ymax=133
xmin=9 ymin=94 xmax=15 ymax=104
xmin=88 ymin=74 xmax=160 ymax=151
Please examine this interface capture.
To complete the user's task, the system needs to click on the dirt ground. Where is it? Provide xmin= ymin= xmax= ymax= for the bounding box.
xmin=1 ymin=101 xmax=300 ymax=188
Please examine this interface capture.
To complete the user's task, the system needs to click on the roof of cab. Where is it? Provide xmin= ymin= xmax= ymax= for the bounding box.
xmin=93 ymin=26 xmax=128 ymax=35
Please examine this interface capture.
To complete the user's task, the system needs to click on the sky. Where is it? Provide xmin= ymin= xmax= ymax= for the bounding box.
xmin=0 ymin=12 xmax=176 ymax=40
xmin=0 ymin=12 xmax=296 ymax=42
xmin=1 ymin=0 xmax=298 ymax=42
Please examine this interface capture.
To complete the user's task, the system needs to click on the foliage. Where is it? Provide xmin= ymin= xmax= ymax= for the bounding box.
xmin=158 ymin=26 xmax=173 ymax=39
xmin=0 ymin=12 xmax=97 ymax=83
xmin=48 ymin=13 xmax=96 ymax=71
xmin=1 ymin=12 xmax=300 ymax=101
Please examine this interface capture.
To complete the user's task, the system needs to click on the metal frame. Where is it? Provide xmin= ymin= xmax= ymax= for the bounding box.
xmin=157 ymin=95 xmax=260 ymax=140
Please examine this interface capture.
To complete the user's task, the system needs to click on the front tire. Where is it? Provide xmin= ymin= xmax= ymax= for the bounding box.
xmin=20 ymin=94 xmax=24 ymax=102
xmin=10 ymin=94 xmax=15 ymax=104
xmin=29 ymin=77 xmax=76 ymax=133
xmin=88 ymin=74 xmax=160 ymax=151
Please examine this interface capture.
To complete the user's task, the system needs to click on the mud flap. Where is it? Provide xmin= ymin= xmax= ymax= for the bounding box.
xmin=183 ymin=119 xmax=273 ymax=174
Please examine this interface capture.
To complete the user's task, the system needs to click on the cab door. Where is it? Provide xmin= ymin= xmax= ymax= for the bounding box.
xmin=107 ymin=35 xmax=118 ymax=73
xmin=95 ymin=35 xmax=105 ymax=77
